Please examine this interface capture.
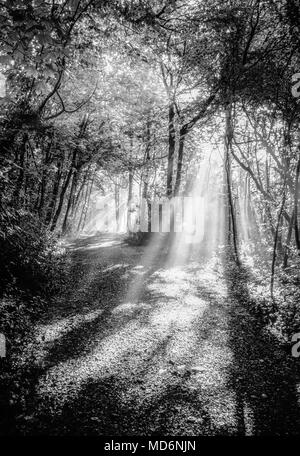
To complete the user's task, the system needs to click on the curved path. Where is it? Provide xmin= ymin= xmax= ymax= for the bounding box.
xmin=18 ymin=234 xmax=300 ymax=435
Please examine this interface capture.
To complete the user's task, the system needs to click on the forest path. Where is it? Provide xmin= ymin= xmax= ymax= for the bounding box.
xmin=19 ymin=233 xmax=300 ymax=435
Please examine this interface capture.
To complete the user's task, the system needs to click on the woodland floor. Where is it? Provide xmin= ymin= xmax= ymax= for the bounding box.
xmin=15 ymin=233 xmax=300 ymax=436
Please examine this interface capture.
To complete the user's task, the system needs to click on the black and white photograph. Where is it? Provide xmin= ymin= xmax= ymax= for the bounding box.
xmin=1 ymin=0 xmax=300 ymax=446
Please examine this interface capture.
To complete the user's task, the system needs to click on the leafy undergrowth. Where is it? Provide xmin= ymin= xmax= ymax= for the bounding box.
xmin=225 ymin=245 xmax=300 ymax=346
xmin=0 ymin=215 xmax=70 ymax=435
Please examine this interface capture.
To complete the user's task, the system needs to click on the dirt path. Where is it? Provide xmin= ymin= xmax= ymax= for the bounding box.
xmin=18 ymin=234 xmax=300 ymax=435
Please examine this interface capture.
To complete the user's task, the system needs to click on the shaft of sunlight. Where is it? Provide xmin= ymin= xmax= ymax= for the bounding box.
xmin=167 ymin=144 xmax=225 ymax=267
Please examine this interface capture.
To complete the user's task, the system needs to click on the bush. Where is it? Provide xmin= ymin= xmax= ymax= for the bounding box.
xmin=0 ymin=210 xmax=69 ymax=434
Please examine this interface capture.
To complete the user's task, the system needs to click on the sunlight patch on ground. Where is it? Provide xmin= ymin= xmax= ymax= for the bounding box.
xmin=121 ymin=268 xmax=146 ymax=279
xmin=35 ymin=309 xmax=104 ymax=344
xmin=152 ymin=267 xmax=190 ymax=282
xmin=32 ymin=308 xmax=105 ymax=366
xmin=148 ymin=281 xmax=190 ymax=298
xmin=150 ymin=298 xmax=207 ymax=332
xmin=124 ymin=234 xmax=166 ymax=304
xmin=74 ymin=239 xmax=123 ymax=250
xmin=36 ymin=283 xmax=208 ymax=411
xmin=102 ymin=263 xmax=130 ymax=273
xmin=112 ymin=301 xmax=152 ymax=315
xmin=34 ymin=222 xmax=237 ymax=431
xmin=166 ymin=328 xmax=200 ymax=364
xmin=147 ymin=267 xmax=195 ymax=299
xmin=36 ymin=320 xmax=161 ymax=407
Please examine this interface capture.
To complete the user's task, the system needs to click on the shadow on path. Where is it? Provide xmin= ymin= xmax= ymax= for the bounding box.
xmin=14 ymin=235 xmax=300 ymax=436
xmin=223 ymin=255 xmax=300 ymax=435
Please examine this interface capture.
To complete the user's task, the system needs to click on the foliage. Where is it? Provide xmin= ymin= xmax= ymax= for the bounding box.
xmin=0 ymin=0 xmax=300 ymax=432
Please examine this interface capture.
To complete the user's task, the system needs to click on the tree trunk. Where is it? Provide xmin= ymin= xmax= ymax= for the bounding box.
xmin=142 ymin=119 xmax=152 ymax=232
xmin=115 ymin=183 xmax=120 ymax=232
xmin=73 ymin=166 xmax=90 ymax=214
xmin=61 ymin=167 xmax=79 ymax=234
xmin=166 ymin=102 xmax=176 ymax=198
xmin=77 ymin=183 xmax=89 ymax=233
xmin=271 ymin=191 xmax=286 ymax=301
xmin=38 ymin=140 xmax=53 ymax=219
xmin=50 ymin=151 xmax=76 ymax=231
xmin=45 ymin=158 xmax=63 ymax=225
xmin=224 ymin=102 xmax=239 ymax=265
xmin=81 ymin=172 xmax=95 ymax=231
xmin=174 ymin=126 xmax=187 ymax=196
xmin=283 ymin=210 xmax=295 ymax=268
xmin=14 ymin=133 xmax=28 ymax=204
xmin=127 ymin=167 xmax=134 ymax=232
